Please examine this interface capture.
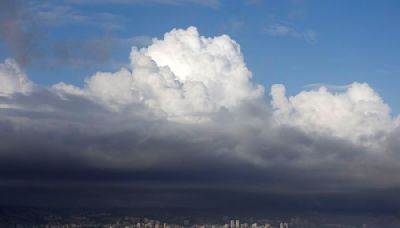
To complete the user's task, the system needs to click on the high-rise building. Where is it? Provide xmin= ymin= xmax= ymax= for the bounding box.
xmin=230 ymin=220 xmax=235 ymax=228
xmin=235 ymin=220 xmax=240 ymax=228
xmin=279 ymin=222 xmax=289 ymax=228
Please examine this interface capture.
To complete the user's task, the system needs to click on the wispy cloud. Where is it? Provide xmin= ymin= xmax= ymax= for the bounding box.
xmin=265 ymin=23 xmax=317 ymax=43
xmin=0 ymin=0 xmax=40 ymax=67
xmin=43 ymin=35 xmax=153 ymax=69
xmin=242 ymin=0 xmax=264 ymax=6
xmin=29 ymin=1 xmax=123 ymax=30
xmin=30 ymin=3 xmax=87 ymax=26
xmin=220 ymin=18 xmax=245 ymax=33
xmin=303 ymin=83 xmax=351 ymax=91
xmin=65 ymin=0 xmax=221 ymax=8
xmin=123 ymin=36 xmax=153 ymax=47
xmin=0 ymin=1 xmax=135 ymax=69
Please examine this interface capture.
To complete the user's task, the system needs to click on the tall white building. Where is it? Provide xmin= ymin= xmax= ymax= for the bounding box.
xmin=279 ymin=222 xmax=289 ymax=228
xmin=235 ymin=220 xmax=240 ymax=228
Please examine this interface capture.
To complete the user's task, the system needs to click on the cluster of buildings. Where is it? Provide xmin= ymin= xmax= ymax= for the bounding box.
xmin=227 ymin=219 xmax=287 ymax=228
xmin=34 ymin=217 xmax=291 ymax=228
xmin=6 ymin=214 xmax=382 ymax=228
xmin=124 ymin=218 xmax=288 ymax=228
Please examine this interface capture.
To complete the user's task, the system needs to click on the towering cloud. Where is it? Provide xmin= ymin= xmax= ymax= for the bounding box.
xmin=55 ymin=27 xmax=264 ymax=122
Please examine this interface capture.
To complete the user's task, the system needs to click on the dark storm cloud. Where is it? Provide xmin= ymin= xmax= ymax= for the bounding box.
xmin=0 ymin=89 xmax=400 ymax=211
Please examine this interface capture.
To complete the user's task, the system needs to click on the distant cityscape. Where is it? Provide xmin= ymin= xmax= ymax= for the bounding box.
xmin=1 ymin=209 xmax=400 ymax=228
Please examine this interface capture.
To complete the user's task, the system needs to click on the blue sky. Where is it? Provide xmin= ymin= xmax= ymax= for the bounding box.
xmin=1 ymin=0 xmax=399 ymax=113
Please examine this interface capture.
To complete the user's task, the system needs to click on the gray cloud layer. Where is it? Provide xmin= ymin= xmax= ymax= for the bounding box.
xmin=1 ymin=89 xmax=399 ymax=210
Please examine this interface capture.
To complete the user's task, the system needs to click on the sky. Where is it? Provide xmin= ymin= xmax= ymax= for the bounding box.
xmin=1 ymin=0 xmax=400 ymax=112
xmin=0 ymin=0 xmax=400 ymax=212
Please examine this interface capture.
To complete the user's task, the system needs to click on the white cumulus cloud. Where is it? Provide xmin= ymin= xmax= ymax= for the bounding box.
xmin=1 ymin=26 xmax=398 ymax=147
xmin=55 ymin=26 xmax=264 ymax=122
xmin=271 ymin=82 xmax=398 ymax=144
